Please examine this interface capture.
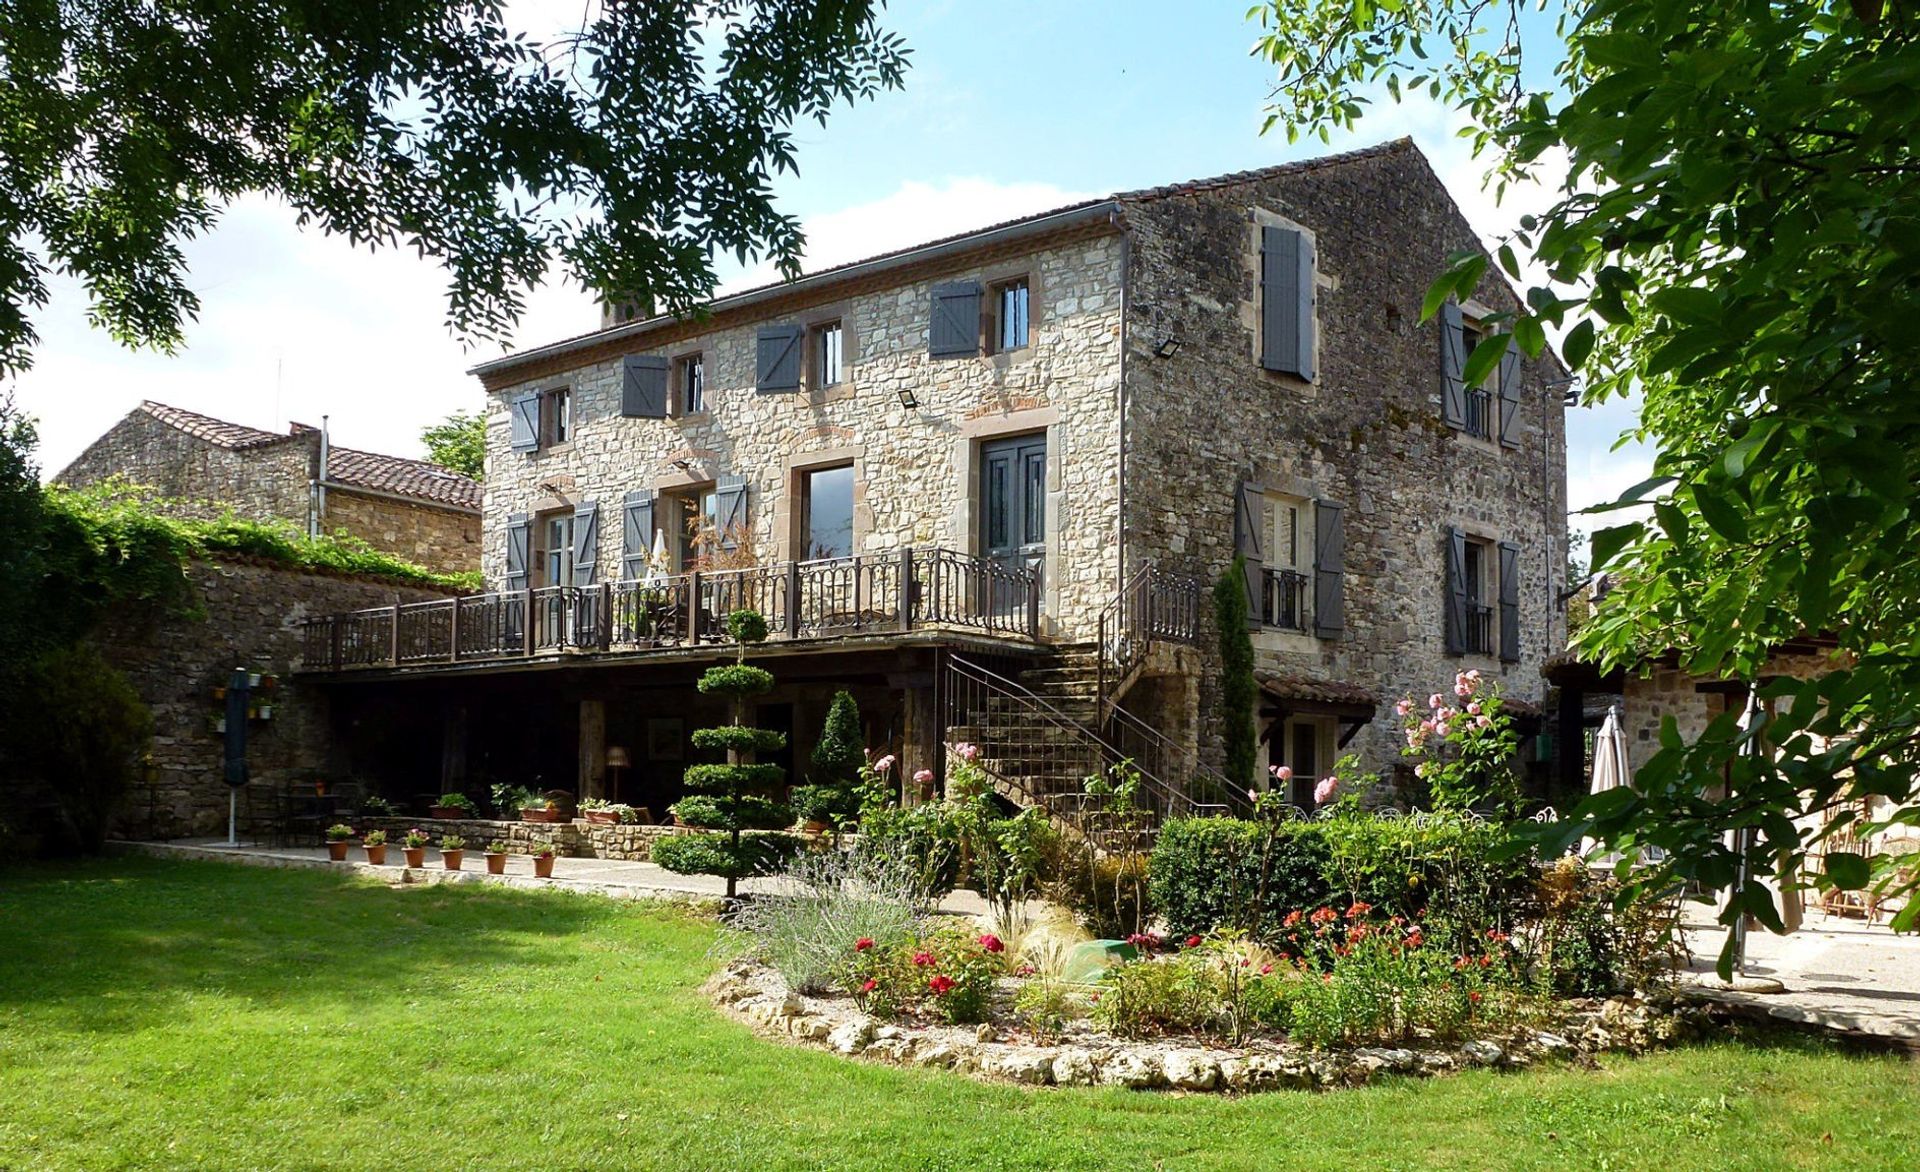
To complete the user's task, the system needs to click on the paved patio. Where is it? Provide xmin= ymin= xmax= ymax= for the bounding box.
xmin=113 ymin=838 xmax=998 ymax=917
xmin=1681 ymin=911 xmax=1920 ymax=1046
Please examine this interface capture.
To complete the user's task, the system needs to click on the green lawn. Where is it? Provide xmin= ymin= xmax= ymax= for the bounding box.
xmin=1 ymin=858 xmax=1915 ymax=1170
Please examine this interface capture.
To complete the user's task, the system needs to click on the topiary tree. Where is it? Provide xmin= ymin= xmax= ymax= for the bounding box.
xmin=653 ymin=609 xmax=797 ymax=898
xmin=1214 ymin=556 xmax=1257 ymax=793
xmin=793 ymin=688 xmax=862 ymax=827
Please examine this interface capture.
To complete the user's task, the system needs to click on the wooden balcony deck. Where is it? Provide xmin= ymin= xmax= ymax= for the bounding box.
xmin=298 ymin=547 xmax=1043 ymax=674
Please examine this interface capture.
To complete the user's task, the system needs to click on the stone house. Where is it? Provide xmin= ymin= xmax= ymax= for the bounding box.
xmin=295 ymin=138 xmax=1569 ymax=826
xmin=56 ymin=401 xmax=482 ymax=575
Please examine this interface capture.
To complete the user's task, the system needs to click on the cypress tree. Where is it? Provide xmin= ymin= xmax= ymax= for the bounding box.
xmin=793 ymin=689 xmax=862 ymax=825
xmin=1214 ymin=556 xmax=1257 ymax=794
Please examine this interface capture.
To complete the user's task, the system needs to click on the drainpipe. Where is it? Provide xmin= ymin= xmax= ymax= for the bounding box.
xmin=310 ymin=415 xmax=330 ymax=539
xmin=1114 ymin=208 xmax=1131 ymax=594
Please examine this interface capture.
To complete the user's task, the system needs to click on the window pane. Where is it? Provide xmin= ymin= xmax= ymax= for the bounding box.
xmin=1021 ymin=449 xmax=1045 ymax=544
xmin=987 ymin=462 xmax=1008 ymax=548
xmin=815 ymin=323 xmax=843 ymax=387
xmin=999 ymin=281 xmax=1029 ymax=350
xmin=802 ymin=465 xmax=855 ymax=560
xmin=683 ymin=356 xmax=705 ymax=414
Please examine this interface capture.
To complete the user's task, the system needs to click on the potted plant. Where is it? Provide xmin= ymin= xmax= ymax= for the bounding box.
xmin=402 ymin=827 xmax=431 ymax=868
xmin=440 ymin=834 xmax=466 ymax=871
xmin=522 ymin=797 xmax=562 ymax=824
xmin=530 ymin=840 xmax=558 ymax=879
xmin=579 ymin=798 xmax=638 ymax=826
xmin=362 ymin=829 xmax=388 ymax=865
xmin=324 ymin=823 xmax=354 ymax=861
xmin=429 ymin=793 xmax=478 ymax=820
xmin=484 ymin=842 xmax=510 ymax=875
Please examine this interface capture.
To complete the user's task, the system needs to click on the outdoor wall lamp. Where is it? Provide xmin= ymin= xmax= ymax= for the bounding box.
xmin=670 ymin=458 xmax=694 ymax=473
xmin=1154 ymin=336 xmax=1182 ymax=359
xmin=897 ymin=387 xmax=920 ymax=409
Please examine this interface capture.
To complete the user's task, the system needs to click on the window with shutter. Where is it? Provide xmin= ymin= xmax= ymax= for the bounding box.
xmin=505 ymin=513 xmax=532 ymax=591
xmin=1497 ymin=342 xmax=1522 ymax=448
xmin=756 ymin=325 xmax=802 ymax=392
xmin=509 ymin=393 xmax=540 ymax=453
xmin=621 ymin=355 xmax=669 ymax=418
xmin=1439 ymin=302 xmax=1467 ymax=430
xmin=571 ymin=500 xmax=600 ymax=588
xmin=1233 ymin=480 xmax=1265 ymax=630
xmin=713 ymin=474 xmax=749 ymax=552
xmin=1498 ymin=540 xmax=1521 ymax=662
xmin=1260 ymin=224 xmax=1316 ymax=380
xmin=1312 ymin=500 xmax=1345 ymax=639
xmin=929 ymin=281 xmax=983 ymax=358
xmin=621 ymin=490 xmax=655 ymax=580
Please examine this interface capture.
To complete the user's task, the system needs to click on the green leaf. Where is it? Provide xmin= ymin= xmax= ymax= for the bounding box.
xmin=1825 ymin=850 xmax=1869 ymax=890
xmin=1588 ymin=522 xmax=1643 ymax=569
xmin=1563 ymin=318 xmax=1596 ymax=370
xmin=1690 ymin=486 xmax=1749 ymax=543
xmin=1463 ymin=334 xmax=1505 ymax=388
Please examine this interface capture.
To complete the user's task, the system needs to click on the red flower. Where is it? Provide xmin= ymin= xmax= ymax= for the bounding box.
xmin=1321 ymin=973 xmax=1333 ymax=984
xmin=1260 ymin=963 xmax=1273 ymax=975
xmin=928 ymin=974 xmax=955 ymax=996
xmin=1185 ymin=935 xmax=1203 ymax=948
xmin=1405 ymin=930 xmax=1424 ymax=950
xmin=912 ymin=950 xmax=935 ymax=967
xmin=1480 ymin=955 xmax=1492 ymax=968
xmin=1309 ymin=907 xmax=1338 ymax=926
xmin=854 ymin=937 xmax=874 ymax=952
xmin=1282 ymin=910 xmax=1304 ymax=928
xmin=1089 ymin=992 xmax=1101 ymax=1004
xmin=1454 ymin=956 xmax=1470 ymax=970
xmin=860 ymin=979 xmax=877 ymax=993
xmin=978 ymin=934 xmax=1005 ymax=954
xmin=1486 ymin=928 xmax=1509 ymax=944
xmin=1345 ymin=901 xmax=1372 ymax=920
xmin=1469 ymin=990 xmax=1483 ymax=1004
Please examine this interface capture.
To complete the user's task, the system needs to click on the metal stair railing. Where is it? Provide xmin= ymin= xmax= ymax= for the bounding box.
xmin=1095 ymin=561 xmax=1204 ymax=711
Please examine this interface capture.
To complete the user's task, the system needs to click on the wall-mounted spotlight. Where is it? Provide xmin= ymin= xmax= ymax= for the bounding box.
xmin=670 ymin=458 xmax=694 ymax=473
xmin=897 ymin=387 xmax=920 ymax=409
xmin=1154 ymin=336 xmax=1182 ymax=359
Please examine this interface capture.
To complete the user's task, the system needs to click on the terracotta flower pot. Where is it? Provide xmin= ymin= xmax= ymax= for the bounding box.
xmin=327 ymin=840 xmax=350 ymax=861
xmin=522 ymin=807 xmax=559 ymax=824
xmin=442 ymin=850 xmax=464 ymax=871
xmin=429 ymin=806 xmax=467 ymax=821
xmin=533 ymin=854 xmax=556 ymax=878
xmin=364 ymin=844 xmax=387 ymax=865
xmin=584 ymin=809 xmax=619 ymax=826
xmin=485 ymin=852 xmax=507 ymax=875
xmin=403 ymin=847 xmax=426 ymax=868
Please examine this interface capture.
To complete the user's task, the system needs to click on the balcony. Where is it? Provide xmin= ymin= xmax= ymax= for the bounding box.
xmin=1260 ymin=567 xmax=1309 ymax=632
xmin=299 ymin=547 xmax=1041 ymax=674
xmin=1464 ymin=388 xmax=1493 ymax=439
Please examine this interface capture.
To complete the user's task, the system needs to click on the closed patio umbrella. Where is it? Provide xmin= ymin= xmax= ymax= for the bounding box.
xmin=1581 ymin=705 xmax=1630 ymax=863
xmin=644 ymin=528 xmax=670 ymax=585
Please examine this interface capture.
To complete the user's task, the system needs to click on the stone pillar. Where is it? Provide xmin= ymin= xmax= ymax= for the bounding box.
xmin=440 ymin=702 xmax=468 ymax=793
xmin=578 ymin=699 xmax=607 ymax=800
xmin=899 ymin=681 xmax=940 ymax=806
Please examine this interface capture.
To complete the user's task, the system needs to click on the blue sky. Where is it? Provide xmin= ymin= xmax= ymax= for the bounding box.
xmin=12 ymin=0 xmax=1646 ymax=528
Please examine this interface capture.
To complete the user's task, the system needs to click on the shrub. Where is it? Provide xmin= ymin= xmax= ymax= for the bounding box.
xmin=789 ymin=784 xmax=857 ymax=826
xmin=1395 ymin=671 xmax=1521 ymax=814
xmin=1531 ymin=856 xmax=1681 ymax=996
xmin=1149 ymin=817 xmax=1331 ymax=943
xmin=728 ymin=850 xmax=935 ymax=994
xmin=6 ymin=646 xmax=153 ymax=853
xmin=810 ymin=689 xmax=864 ymax=789
xmin=433 ymin=792 xmax=478 ymax=815
xmin=670 ymin=794 xmax=793 ymax=831
xmin=854 ymin=802 xmax=963 ymax=897
xmin=843 ymin=921 xmax=1007 ymax=1025
xmin=1049 ymin=851 xmax=1152 ymax=939
xmin=651 ymin=831 xmax=801 ymax=881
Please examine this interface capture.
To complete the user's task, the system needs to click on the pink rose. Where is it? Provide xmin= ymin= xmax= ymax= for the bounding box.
xmin=1467 ymin=669 xmax=1482 ymax=681
xmin=1269 ymin=764 xmax=1293 ymax=782
xmin=873 ymin=754 xmax=896 ymax=773
xmin=950 ymin=742 xmax=980 ymax=763
xmin=913 ymin=768 xmax=934 ymax=785
xmin=1393 ymin=698 xmax=1413 ymax=717
xmin=1467 ymin=701 xmax=1481 ymax=715
xmin=1455 ymin=681 xmax=1472 ymax=697
xmin=1314 ymin=775 xmax=1339 ymax=805
xmin=1477 ymin=714 xmax=1493 ymax=729
xmin=1428 ymin=693 xmax=1444 ymax=709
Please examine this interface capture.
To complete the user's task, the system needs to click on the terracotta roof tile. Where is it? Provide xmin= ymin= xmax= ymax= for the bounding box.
xmin=325 ymin=446 xmax=483 ymax=511
xmin=139 ymin=400 xmax=290 ymax=450
xmin=1256 ymin=672 xmax=1380 ymax=710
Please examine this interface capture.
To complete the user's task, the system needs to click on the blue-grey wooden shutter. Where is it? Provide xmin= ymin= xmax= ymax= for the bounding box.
xmin=1497 ymin=341 xmax=1522 ymax=449
xmin=1233 ymin=480 xmax=1264 ymax=629
xmin=929 ymin=281 xmax=982 ymax=358
xmin=505 ymin=513 xmax=532 ymax=591
xmin=714 ymin=474 xmax=749 ymax=551
xmin=1260 ymin=225 xmax=1315 ymax=380
xmin=620 ymin=490 xmax=655 ymax=580
xmin=1498 ymin=540 xmax=1521 ymax=663
xmin=1312 ymin=499 xmax=1345 ymax=639
xmin=1439 ymin=302 xmax=1467 ymax=430
xmin=756 ymin=326 xmax=802 ymax=392
xmin=509 ymin=393 xmax=540 ymax=452
xmin=1444 ymin=526 xmax=1468 ymax=654
xmin=621 ymin=355 xmax=670 ymax=418
xmin=571 ymin=500 xmax=600 ymax=587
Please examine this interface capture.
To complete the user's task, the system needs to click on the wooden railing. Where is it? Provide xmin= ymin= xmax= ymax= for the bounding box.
xmin=298 ymin=547 xmax=1040 ymax=672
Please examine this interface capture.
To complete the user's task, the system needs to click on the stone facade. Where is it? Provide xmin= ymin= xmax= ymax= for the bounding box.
xmin=1118 ymin=141 xmax=1569 ymax=787
xmin=463 ymin=137 xmax=1573 ymax=806
xmin=57 ymin=401 xmax=482 ymax=576
xmin=479 ymin=232 xmax=1126 ymax=636
xmin=94 ymin=558 xmax=458 ymax=839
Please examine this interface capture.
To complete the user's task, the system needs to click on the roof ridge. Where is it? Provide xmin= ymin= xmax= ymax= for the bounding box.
xmin=1112 ymin=137 xmax=1416 ymax=204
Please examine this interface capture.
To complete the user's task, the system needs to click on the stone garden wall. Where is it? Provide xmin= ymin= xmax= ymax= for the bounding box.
xmin=95 ymin=557 xmax=458 ymax=840
xmin=357 ymin=815 xmax=695 ymax=861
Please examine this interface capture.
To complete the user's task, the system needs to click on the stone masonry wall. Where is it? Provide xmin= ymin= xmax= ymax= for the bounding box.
xmin=57 ymin=410 xmax=314 ymax=522
xmin=1617 ymin=649 xmax=1842 ymax=777
xmin=323 ymin=488 xmax=480 ymax=577
xmin=481 ymin=233 xmax=1127 ymax=639
xmin=1120 ymin=142 xmax=1570 ymax=786
xmin=94 ymin=558 xmax=457 ymax=840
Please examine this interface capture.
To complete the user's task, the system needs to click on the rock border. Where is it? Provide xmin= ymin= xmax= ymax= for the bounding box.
xmin=708 ymin=960 xmax=1704 ymax=1093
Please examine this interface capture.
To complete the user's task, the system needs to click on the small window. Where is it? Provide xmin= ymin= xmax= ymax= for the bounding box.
xmin=811 ymin=321 xmax=844 ymax=388
xmin=677 ymin=354 xmax=706 ymax=416
xmin=543 ymin=387 xmax=572 ymax=446
xmin=538 ymin=511 xmax=574 ymax=587
xmin=1463 ymin=536 xmax=1494 ymax=654
xmin=993 ymin=278 xmax=1029 ymax=352
xmin=800 ymin=464 xmax=855 ymax=561
xmin=1461 ymin=323 xmax=1493 ymax=438
xmin=1258 ymin=493 xmax=1311 ymax=630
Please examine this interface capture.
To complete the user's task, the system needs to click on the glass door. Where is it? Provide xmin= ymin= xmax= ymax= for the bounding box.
xmin=981 ymin=433 xmax=1046 ymax=616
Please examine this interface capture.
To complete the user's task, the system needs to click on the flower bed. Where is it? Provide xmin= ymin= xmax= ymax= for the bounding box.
xmin=708 ymin=956 xmax=1699 ymax=1092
